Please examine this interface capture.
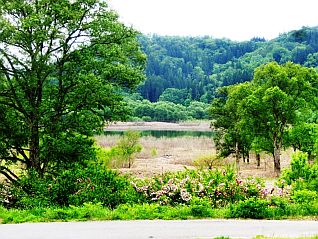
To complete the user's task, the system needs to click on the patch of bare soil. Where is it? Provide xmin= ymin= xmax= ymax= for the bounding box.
xmin=236 ymin=150 xmax=291 ymax=179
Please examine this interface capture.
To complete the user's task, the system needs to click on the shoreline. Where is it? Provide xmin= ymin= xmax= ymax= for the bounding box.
xmin=105 ymin=121 xmax=212 ymax=132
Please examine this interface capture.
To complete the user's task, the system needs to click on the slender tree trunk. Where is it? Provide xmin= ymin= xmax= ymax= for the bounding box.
xmin=235 ymin=141 xmax=240 ymax=171
xmin=273 ymin=144 xmax=281 ymax=176
xmin=256 ymin=153 xmax=260 ymax=167
xmin=308 ymin=151 xmax=313 ymax=162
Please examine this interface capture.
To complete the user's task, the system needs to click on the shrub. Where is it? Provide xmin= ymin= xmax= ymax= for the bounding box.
xmin=189 ymin=198 xmax=213 ymax=217
xmin=282 ymin=151 xmax=311 ymax=184
xmin=98 ymin=130 xmax=142 ymax=168
xmin=132 ymin=168 xmax=265 ymax=207
xmin=228 ymin=197 xmax=270 ymax=219
xmin=282 ymin=151 xmax=318 ymax=192
xmin=95 ymin=146 xmax=115 ymax=168
xmin=193 ymin=154 xmax=225 ymax=169
xmin=292 ymin=189 xmax=317 ymax=204
xmin=268 ymin=196 xmax=292 ymax=218
xmin=7 ymin=163 xmax=143 ymax=209
xmin=151 ymin=147 xmax=158 ymax=157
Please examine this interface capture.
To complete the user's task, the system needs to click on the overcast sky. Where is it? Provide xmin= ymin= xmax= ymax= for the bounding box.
xmin=108 ymin=0 xmax=318 ymax=41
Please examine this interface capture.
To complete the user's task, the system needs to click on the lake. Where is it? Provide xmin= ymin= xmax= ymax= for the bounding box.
xmin=104 ymin=130 xmax=214 ymax=138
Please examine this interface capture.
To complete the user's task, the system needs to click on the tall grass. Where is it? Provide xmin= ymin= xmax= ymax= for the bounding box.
xmin=95 ymin=135 xmax=214 ymax=165
xmin=0 ymin=203 xmax=228 ymax=224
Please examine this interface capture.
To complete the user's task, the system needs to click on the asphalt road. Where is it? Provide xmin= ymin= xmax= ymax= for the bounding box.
xmin=0 ymin=219 xmax=318 ymax=239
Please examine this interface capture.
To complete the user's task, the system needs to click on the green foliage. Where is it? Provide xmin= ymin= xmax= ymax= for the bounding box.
xmin=95 ymin=146 xmax=115 ymax=168
xmin=2 ymin=199 xmax=318 ymax=223
xmin=229 ymin=197 xmax=271 ymax=219
xmin=4 ymin=163 xmax=142 ymax=209
xmin=211 ymin=62 xmax=318 ymax=174
xmin=127 ymin=94 xmax=210 ymax=122
xmin=281 ymin=151 xmax=318 ymax=207
xmin=0 ymin=0 xmax=145 ymax=183
xmin=246 ymin=62 xmax=318 ymax=173
xmin=42 ymin=133 xmax=97 ymax=173
xmin=282 ymin=152 xmax=312 ymax=185
xmin=138 ymin=27 xmax=318 ymax=105
xmin=210 ymin=83 xmax=253 ymax=161
xmin=132 ymin=168 xmax=265 ymax=207
xmin=151 ymin=147 xmax=158 ymax=157
xmin=111 ymin=130 xmax=142 ymax=168
xmin=193 ymin=154 xmax=224 ymax=169
xmin=0 ymin=202 xmax=229 ymax=223
xmin=292 ymin=190 xmax=317 ymax=204
xmin=159 ymin=88 xmax=190 ymax=105
xmin=286 ymin=123 xmax=318 ymax=160
xmin=139 ymin=35 xmax=258 ymax=102
xmin=0 ymin=203 xmax=112 ymax=223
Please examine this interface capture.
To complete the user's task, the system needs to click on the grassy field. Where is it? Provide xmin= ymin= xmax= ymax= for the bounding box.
xmin=95 ymin=133 xmax=291 ymax=179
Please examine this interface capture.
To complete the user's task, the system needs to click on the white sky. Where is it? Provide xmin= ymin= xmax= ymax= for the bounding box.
xmin=108 ymin=0 xmax=318 ymax=41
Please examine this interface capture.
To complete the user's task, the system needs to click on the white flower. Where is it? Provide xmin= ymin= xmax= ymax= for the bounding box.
xmin=180 ymin=189 xmax=192 ymax=202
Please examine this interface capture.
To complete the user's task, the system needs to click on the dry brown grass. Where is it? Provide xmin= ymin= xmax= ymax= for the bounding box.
xmin=94 ymin=134 xmax=292 ymax=179
xmin=139 ymin=136 xmax=214 ymax=164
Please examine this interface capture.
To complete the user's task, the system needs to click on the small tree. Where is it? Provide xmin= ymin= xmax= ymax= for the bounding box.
xmin=115 ymin=130 xmax=142 ymax=168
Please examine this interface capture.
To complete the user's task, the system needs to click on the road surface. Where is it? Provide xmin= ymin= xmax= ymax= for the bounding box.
xmin=0 ymin=219 xmax=318 ymax=239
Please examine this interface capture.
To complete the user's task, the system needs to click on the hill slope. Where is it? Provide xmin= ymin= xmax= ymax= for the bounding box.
xmin=137 ymin=26 xmax=318 ymax=103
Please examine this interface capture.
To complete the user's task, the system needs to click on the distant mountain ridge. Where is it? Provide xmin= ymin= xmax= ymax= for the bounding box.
xmin=137 ymin=26 xmax=318 ymax=103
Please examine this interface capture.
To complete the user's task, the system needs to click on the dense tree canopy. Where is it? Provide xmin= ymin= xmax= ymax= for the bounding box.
xmin=0 ymin=0 xmax=145 ymax=181
xmin=210 ymin=62 xmax=318 ymax=174
xmin=136 ymin=27 xmax=318 ymax=105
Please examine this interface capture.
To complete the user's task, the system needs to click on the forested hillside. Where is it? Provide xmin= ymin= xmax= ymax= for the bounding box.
xmin=137 ymin=26 xmax=318 ymax=103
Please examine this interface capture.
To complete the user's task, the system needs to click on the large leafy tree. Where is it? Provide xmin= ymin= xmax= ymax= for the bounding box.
xmin=241 ymin=62 xmax=318 ymax=174
xmin=211 ymin=62 xmax=318 ymax=175
xmin=0 ymin=0 xmax=145 ymax=182
xmin=210 ymin=83 xmax=253 ymax=167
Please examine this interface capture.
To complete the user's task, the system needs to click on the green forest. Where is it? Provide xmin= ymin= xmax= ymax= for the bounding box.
xmin=127 ymin=27 xmax=318 ymax=122
xmin=1 ymin=0 xmax=318 ymax=225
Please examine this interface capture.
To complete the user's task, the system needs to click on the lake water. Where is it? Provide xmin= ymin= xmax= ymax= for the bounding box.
xmin=104 ymin=130 xmax=214 ymax=138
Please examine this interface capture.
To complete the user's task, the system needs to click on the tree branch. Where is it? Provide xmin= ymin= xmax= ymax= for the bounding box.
xmin=0 ymin=166 xmax=19 ymax=183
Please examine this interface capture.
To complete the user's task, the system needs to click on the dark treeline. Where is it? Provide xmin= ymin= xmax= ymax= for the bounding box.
xmin=136 ymin=26 xmax=318 ymax=105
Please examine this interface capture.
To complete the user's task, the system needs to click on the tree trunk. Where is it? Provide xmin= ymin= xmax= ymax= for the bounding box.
xmin=29 ymin=121 xmax=41 ymax=174
xmin=308 ymin=151 xmax=313 ymax=163
xmin=256 ymin=153 xmax=260 ymax=167
xmin=273 ymin=145 xmax=281 ymax=176
xmin=235 ymin=141 xmax=240 ymax=171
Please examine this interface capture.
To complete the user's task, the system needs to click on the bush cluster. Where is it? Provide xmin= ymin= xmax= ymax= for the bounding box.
xmin=131 ymin=167 xmax=269 ymax=207
xmin=281 ymin=151 xmax=318 ymax=203
xmin=1 ymin=151 xmax=318 ymax=221
xmin=1 ymin=163 xmax=142 ymax=209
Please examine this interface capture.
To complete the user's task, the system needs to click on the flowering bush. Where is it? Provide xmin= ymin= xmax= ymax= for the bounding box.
xmin=131 ymin=176 xmax=192 ymax=205
xmin=132 ymin=167 xmax=269 ymax=207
